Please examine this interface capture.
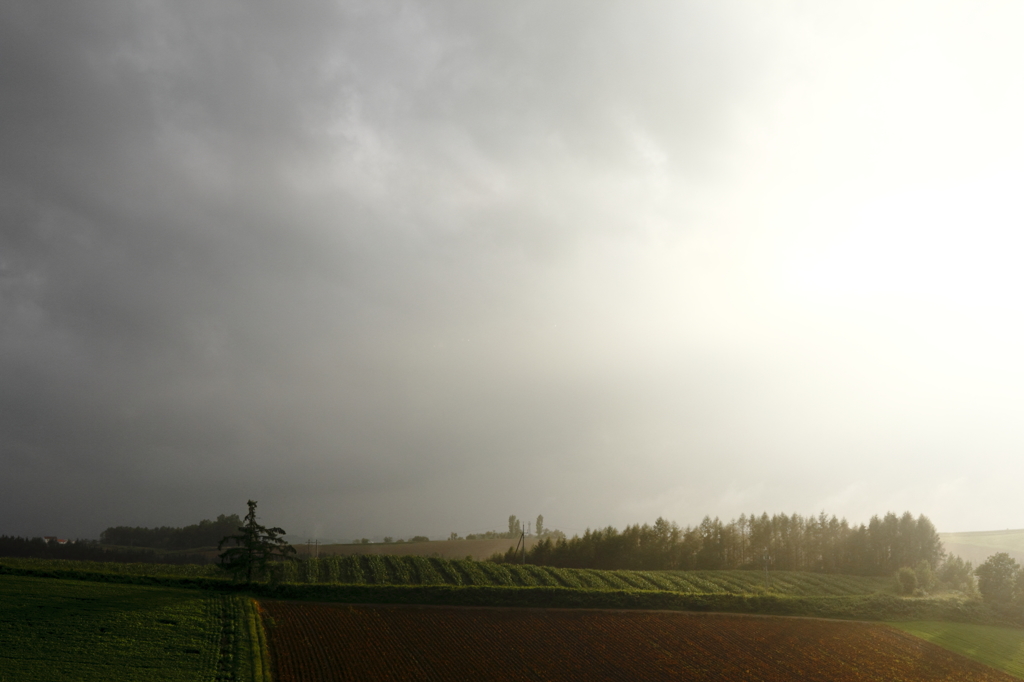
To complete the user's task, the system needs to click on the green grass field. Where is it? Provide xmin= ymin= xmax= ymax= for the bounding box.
xmin=0 ymin=557 xmax=223 ymax=579
xmin=0 ymin=574 xmax=267 ymax=682
xmin=891 ymin=621 xmax=1024 ymax=680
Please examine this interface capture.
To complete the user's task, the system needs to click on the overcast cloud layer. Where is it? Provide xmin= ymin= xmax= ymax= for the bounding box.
xmin=3 ymin=2 xmax=1024 ymax=541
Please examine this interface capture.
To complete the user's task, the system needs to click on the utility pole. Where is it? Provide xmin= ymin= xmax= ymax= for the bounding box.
xmin=513 ymin=518 xmax=527 ymax=564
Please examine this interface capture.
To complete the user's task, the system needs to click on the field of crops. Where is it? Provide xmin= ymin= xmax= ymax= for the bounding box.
xmin=273 ymin=555 xmax=894 ymax=595
xmin=0 ymin=574 xmax=267 ymax=682
xmin=261 ymin=601 xmax=1017 ymax=681
xmin=1 ymin=554 xmax=894 ymax=596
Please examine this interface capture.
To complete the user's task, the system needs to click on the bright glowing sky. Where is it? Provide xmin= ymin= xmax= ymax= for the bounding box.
xmin=2 ymin=1 xmax=1023 ymax=540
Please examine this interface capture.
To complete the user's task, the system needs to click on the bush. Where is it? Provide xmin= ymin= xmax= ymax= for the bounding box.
xmin=913 ymin=560 xmax=935 ymax=593
xmin=937 ymin=555 xmax=976 ymax=595
xmin=896 ymin=567 xmax=917 ymax=595
xmin=976 ymin=553 xmax=1021 ymax=604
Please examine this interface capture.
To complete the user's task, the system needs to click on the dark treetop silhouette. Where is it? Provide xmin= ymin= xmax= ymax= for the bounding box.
xmin=218 ymin=500 xmax=296 ymax=582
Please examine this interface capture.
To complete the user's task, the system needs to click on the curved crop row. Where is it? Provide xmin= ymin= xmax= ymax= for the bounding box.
xmin=2 ymin=554 xmax=896 ymax=600
xmin=1 ymin=555 xmax=893 ymax=597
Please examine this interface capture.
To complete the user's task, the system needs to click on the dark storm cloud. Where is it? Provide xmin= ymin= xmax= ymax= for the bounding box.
xmin=0 ymin=1 xmax=761 ymax=538
xmin=9 ymin=1 xmax=1010 ymax=541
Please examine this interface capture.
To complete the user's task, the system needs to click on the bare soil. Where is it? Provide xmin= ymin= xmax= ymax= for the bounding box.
xmin=261 ymin=601 xmax=1019 ymax=682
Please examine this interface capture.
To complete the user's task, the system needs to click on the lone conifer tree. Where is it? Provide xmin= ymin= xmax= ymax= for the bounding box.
xmin=218 ymin=500 xmax=296 ymax=582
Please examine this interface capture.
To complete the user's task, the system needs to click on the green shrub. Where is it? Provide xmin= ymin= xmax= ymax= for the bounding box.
xmin=897 ymin=567 xmax=918 ymax=595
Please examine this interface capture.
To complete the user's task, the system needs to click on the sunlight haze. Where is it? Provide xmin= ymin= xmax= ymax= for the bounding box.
xmin=2 ymin=1 xmax=1023 ymax=540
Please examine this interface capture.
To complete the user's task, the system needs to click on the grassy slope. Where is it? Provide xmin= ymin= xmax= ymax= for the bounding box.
xmin=941 ymin=529 xmax=1024 ymax=568
xmin=0 ymin=574 xmax=267 ymax=682
xmin=892 ymin=621 xmax=1024 ymax=680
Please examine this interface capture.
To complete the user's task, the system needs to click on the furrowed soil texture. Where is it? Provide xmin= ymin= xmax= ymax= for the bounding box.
xmin=0 ymin=574 xmax=266 ymax=682
xmin=261 ymin=602 xmax=1019 ymax=682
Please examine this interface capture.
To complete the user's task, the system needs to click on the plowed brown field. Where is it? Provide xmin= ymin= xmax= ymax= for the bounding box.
xmin=259 ymin=602 xmax=1018 ymax=682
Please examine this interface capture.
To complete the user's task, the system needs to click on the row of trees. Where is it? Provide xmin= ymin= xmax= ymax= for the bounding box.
xmin=0 ymin=535 xmax=210 ymax=564
xmin=462 ymin=515 xmax=564 ymax=541
xmin=917 ymin=551 xmax=1024 ymax=616
xmin=496 ymin=511 xmax=944 ymax=576
xmin=379 ymin=536 xmax=430 ymax=544
xmin=100 ymin=514 xmax=243 ymax=550
xmin=895 ymin=555 xmax=976 ymax=595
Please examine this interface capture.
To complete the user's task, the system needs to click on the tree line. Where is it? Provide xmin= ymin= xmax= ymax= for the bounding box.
xmin=99 ymin=514 xmax=242 ymax=550
xmin=0 ymin=535 xmax=210 ymax=564
xmin=460 ymin=515 xmax=564 ymax=541
xmin=496 ymin=511 xmax=944 ymax=576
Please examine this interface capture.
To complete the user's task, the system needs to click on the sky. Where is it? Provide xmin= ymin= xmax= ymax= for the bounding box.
xmin=2 ymin=1 xmax=1024 ymax=542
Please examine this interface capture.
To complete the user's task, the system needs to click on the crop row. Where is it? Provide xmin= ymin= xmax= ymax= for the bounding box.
xmin=261 ymin=601 xmax=1019 ymax=682
xmin=0 ymin=555 xmax=893 ymax=597
xmin=277 ymin=555 xmax=892 ymax=596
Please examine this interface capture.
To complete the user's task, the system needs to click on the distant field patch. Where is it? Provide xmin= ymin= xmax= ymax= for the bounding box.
xmin=892 ymin=621 xmax=1024 ymax=679
xmin=0 ymin=575 xmax=265 ymax=682
xmin=941 ymin=529 xmax=1024 ymax=568
xmin=0 ymin=556 xmax=223 ymax=578
xmin=261 ymin=601 xmax=1018 ymax=681
xmin=312 ymin=537 xmax=538 ymax=561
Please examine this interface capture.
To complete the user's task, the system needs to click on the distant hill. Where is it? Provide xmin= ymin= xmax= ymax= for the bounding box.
xmin=940 ymin=529 xmax=1024 ymax=567
xmin=296 ymin=538 xmax=539 ymax=561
